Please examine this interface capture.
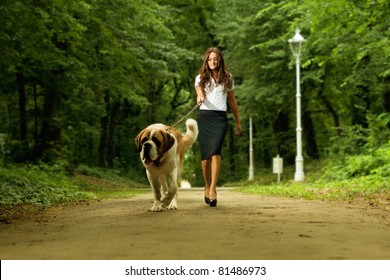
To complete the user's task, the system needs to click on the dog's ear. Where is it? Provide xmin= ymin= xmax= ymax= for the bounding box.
xmin=158 ymin=130 xmax=176 ymax=154
xmin=135 ymin=130 xmax=147 ymax=153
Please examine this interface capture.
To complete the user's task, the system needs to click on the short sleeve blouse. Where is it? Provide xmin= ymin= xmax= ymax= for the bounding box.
xmin=195 ymin=75 xmax=234 ymax=111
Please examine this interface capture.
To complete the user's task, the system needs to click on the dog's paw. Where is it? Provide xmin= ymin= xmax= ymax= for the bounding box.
xmin=167 ymin=196 xmax=178 ymax=210
xmin=167 ymin=203 xmax=177 ymax=210
xmin=149 ymin=206 xmax=162 ymax=212
xmin=149 ymin=205 xmax=164 ymax=212
xmin=149 ymin=201 xmax=166 ymax=212
xmin=160 ymin=197 xmax=172 ymax=207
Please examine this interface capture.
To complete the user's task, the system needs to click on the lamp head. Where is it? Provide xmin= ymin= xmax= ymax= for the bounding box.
xmin=288 ymin=29 xmax=306 ymax=57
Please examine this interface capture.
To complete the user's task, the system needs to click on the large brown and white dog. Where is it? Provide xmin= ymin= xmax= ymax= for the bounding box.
xmin=135 ymin=119 xmax=198 ymax=212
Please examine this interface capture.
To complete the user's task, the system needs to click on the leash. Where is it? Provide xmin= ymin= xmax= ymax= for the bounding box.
xmin=166 ymin=102 xmax=202 ymax=132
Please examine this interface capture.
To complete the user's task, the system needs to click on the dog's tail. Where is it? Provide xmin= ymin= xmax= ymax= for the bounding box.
xmin=183 ymin=118 xmax=198 ymax=149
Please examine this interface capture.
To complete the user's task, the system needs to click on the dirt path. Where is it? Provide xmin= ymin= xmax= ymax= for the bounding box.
xmin=0 ymin=188 xmax=389 ymax=260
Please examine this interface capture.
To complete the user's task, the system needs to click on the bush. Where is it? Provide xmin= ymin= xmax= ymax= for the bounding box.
xmin=0 ymin=164 xmax=92 ymax=206
xmin=322 ymin=143 xmax=390 ymax=180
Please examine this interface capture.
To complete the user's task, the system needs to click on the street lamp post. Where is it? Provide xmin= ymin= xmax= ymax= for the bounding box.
xmin=248 ymin=116 xmax=254 ymax=181
xmin=288 ymin=29 xmax=306 ymax=182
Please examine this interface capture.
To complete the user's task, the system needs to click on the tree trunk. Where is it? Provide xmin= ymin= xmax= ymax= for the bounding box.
xmin=35 ymin=88 xmax=62 ymax=161
xmin=98 ymin=92 xmax=110 ymax=167
xmin=317 ymin=81 xmax=341 ymax=136
xmin=16 ymin=73 xmax=27 ymax=143
xmin=33 ymin=84 xmax=39 ymax=156
xmin=273 ymin=111 xmax=294 ymax=164
xmin=302 ymin=110 xmax=319 ymax=159
xmin=14 ymin=72 xmax=30 ymax=161
xmin=383 ymin=77 xmax=390 ymax=113
xmin=107 ymin=100 xmax=120 ymax=168
xmin=351 ymin=85 xmax=370 ymax=128
xmin=301 ymin=87 xmax=319 ymax=159
xmin=148 ymin=82 xmax=164 ymax=124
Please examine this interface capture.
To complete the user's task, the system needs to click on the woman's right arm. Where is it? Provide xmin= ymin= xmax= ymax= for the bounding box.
xmin=196 ymin=86 xmax=205 ymax=105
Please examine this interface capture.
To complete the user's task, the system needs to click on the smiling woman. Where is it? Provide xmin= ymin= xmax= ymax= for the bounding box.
xmin=195 ymin=47 xmax=242 ymax=207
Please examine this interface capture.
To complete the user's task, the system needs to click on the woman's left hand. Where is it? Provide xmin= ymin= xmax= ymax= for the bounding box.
xmin=236 ymin=124 xmax=242 ymax=135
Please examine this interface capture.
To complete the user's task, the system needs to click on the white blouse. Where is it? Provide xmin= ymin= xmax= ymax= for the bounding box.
xmin=195 ymin=74 xmax=234 ymax=112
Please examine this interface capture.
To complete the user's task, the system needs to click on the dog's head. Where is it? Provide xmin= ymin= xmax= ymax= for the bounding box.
xmin=135 ymin=126 xmax=176 ymax=168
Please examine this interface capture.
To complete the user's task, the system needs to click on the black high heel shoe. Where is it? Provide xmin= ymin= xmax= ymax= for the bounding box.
xmin=204 ymin=188 xmax=210 ymax=204
xmin=209 ymin=191 xmax=217 ymax=207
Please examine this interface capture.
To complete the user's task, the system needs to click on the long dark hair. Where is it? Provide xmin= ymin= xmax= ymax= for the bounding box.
xmin=198 ymin=47 xmax=233 ymax=93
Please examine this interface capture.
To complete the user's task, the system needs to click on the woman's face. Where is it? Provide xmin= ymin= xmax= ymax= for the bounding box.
xmin=207 ymin=52 xmax=218 ymax=71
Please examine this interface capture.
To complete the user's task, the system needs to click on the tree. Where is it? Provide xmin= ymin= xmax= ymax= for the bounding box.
xmin=1 ymin=0 xmax=388 ymax=182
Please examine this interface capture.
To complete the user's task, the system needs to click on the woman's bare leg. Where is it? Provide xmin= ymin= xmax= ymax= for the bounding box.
xmin=209 ymin=155 xmax=221 ymax=200
xmin=201 ymin=158 xmax=211 ymax=197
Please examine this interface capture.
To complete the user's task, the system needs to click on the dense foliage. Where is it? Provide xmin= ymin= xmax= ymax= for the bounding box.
xmin=0 ymin=0 xmax=389 ymax=194
xmin=0 ymin=163 xmax=146 ymax=206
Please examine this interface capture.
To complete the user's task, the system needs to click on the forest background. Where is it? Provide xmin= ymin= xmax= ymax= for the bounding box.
xmin=0 ymin=0 xmax=389 ymax=206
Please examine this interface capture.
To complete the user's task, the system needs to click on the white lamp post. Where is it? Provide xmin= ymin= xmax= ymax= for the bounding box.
xmin=249 ymin=116 xmax=254 ymax=181
xmin=288 ymin=29 xmax=306 ymax=182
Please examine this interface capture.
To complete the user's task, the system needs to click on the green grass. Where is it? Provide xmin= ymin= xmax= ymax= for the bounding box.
xmin=1 ymin=146 xmax=389 ymax=209
xmin=0 ymin=163 xmax=148 ymax=207
xmin=229 ymin=158 xmax=390 ymax=207
xmin=236 ymin=176 xmax=389 ymax=201
xmin=75 ymin=173 xmax=148 ymax=200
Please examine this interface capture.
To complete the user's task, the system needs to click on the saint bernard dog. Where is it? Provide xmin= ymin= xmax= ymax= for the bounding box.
xmin=135 ymin=119 xmax=198 ymax=211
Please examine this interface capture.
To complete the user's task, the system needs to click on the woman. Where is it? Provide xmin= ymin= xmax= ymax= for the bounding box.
xmin=195 ymin=47 xmax=242 ymax=207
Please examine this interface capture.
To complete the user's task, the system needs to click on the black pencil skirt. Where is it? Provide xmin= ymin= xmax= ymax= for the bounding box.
xmin=197 ymin=110 xmax=228 ymax=160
